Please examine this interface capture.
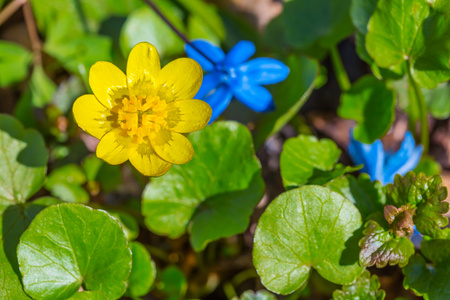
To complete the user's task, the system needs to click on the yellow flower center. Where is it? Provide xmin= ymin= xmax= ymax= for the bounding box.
xmin=111 ymin=94 xmax=168 ymax=143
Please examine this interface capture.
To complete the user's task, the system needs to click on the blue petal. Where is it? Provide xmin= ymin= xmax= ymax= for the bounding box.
xmin=232 ymin=83 xmax=274 ymax=112
xmin=348 ymin=132 xmax=385 ymax=183
xmin=185 ymin=40 xmax=225 ymax=72
xmin=224 ymin=40 xmax=255 ymax=67
xmin=383 ymin=132 xmax=422 ymax=184
xmin=204 ymin=84 xmax=233 ymax=123
xmin=195 ymin=72 xmax=221 ymax=99
xmin=239 ymin=58 xmax=290 ymax=85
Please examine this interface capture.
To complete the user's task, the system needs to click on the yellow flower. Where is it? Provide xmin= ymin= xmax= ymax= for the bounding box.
xmin=73 ymin=42 xmax=212 ymax=176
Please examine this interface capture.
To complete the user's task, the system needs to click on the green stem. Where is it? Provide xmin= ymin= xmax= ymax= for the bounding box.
xmin=407 ymin=66 xmax=429 ymax=154
xmin=330 ymin=46 xmax=351 ymax=92
xmin=222 ymin=282 xmax=238 ymax=300
xmin=231 ymin=269 xmax=258 ymax=287
xmin=73 ymin=0 xmax=89 ymax=34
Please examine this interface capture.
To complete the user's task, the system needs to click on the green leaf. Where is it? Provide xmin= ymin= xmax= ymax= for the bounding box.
xmin=280 ymin=135 xmax=341 ymax=189
xmin=253 ymin=54 xmax=319 ymax=148
xmin=29 ymin=65 xmax=57 ymax=108
xmin=17 ymin=204 xmax=132 ymax=299
xmin=0 ymin=203 xmax=48 ymax=299
xmin=350 ymin=0 xmax=378 ymax=35
xmin=424 ymin=83 xmax=450 ymax=119
xmin=403 ymin=239 xmax=450 ymax=300
xmin=326 ymin=174 xmax=386 ymax=220
xmin=366 ymin=0 xmax=450 ymax=88
xmin=176 ymin=0 xmax=225 ymax=41
xmin=414 ymin=156 xmax=442 ymax=176
xmin=386 ymin=172 xmax=449 ymax=238
xmin=157 ymin=266 xmax=187 ymax=300
xmin=67 ymin=291 xmax=107 ymax=299
xmin=359 ymin=220 xmax=415 ymax=268
xmin=281 ymin=0 xmax=354 ymax=53
xmin=253 ymin=186 xmax=364 ymax=295
xmin=108 ymin=211 xmax=139 ymax=241
xmin=0 ymin=41 xmax=32 ymax=87
xmin=338 ymin=75 xmax=395 ymax=144
xmin=142 ymin=121 xmax=264 ymax=251
xmin=233 ymin=290 xmax=277 ymax=300
xmin=45 ymin=35 xmax=112 ymax=83
xmin=187 ymin=15 xmax=220 ymax=45
xmin=126 ymin=242 xmax=156 ymax=298
xmin=0 ymin=114 xmax=48 ymax=210
xmin=120 ymin=2 xmax=185 ymax=58
xmin=45 ymin=164 xmax=89 ymax=204
xmin=51 ymin=76 xmax=85 ymax=114
xmin=332 ymin=270 xmax=385 ymax=300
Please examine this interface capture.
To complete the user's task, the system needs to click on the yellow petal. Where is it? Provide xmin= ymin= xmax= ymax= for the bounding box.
xmin=165 ymin=100 xmax=212 ymax=133
xmin=89 ymin=61 xmax=127 ymax=108
xmin=151 ymin=129 xmax=194 ymax=164
xmin=127 ymin=42 xmax=161 ymax=96
xmin=96 ymin=128 xmax=132 ymax=165
xmin=73 ymin=95 xmax=112 ymax=139
xmin=156 ymin=58 xmax=203 ymax=102
xmin=129 ymin=143 xmax=172 ymax=176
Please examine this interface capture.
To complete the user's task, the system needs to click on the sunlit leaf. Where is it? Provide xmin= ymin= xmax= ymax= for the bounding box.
xmin=253 ymin=186 xmax=363 ymax=294
xmin=142 ymin=121 xmax=264 ymax=251
xmin=332 ymin=270 xmax=385 ymax=300
xmin=17 ymin=204 xmax=132 ymax=299
xmin=125 ymin=242 xmax=156 ymax=298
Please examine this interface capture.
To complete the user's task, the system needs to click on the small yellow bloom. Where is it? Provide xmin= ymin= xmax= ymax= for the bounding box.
xmin=73 ymin=42 xmax=212 ymax=176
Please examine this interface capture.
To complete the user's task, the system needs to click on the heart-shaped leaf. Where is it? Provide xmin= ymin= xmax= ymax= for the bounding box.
xmin=0 ymin=41 xmax=32 ymax=87
xmin=142 ymin=121 xmax=264 ymax=251
xmin=0 ymin=114 xmax=48 ymax=210
xmin=253 ymin=185 xmax=364 ymax=295
xmin=253 ymin=55 xmax=319 ymax=148
xmin=17 ymin=203 xmax=132 ymax=299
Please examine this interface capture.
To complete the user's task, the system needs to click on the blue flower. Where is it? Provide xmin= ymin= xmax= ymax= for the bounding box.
xmin=348 ymin=131 xmax=423 ymax=185
xmin=185 ymin=39 xmax=290 ymax=122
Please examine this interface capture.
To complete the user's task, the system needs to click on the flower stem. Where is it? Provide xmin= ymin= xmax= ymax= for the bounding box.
xmin=407 ymin=66 xmax=429 ymax=154
xmin=0 ymin=0 xmax=26 ymax=26
xmin=23 ymin=0 xmax=42 ymax=65
xmin=73 ymin=0 xmax=90 ymax=34
xmin=142 ymin=0 xmax=216 ymax=65
xmin=330 ymin=46 xmax=351 ymax=92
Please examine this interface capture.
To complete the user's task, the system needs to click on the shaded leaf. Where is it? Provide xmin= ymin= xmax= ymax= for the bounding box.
xmin=67 ymin=291 xmax=107 ymax=300
xmin=403 ymin=239 xmax=450 ymax=300
xmin=125 ymin=242 xmax=156 ymax=298
xmin=253 ymin=55 xmax=318 ymax=148
xmin=338 ymin=75 xmax=396 ymax=144
xmin=327 ymin=174 xmax=386 ymax=220
xmin=359 ymin=220 xmax=414 ymax=268
xmin=17 ymin=204 xmax=132 ymax=299
xmin=424 ymin=83 xmax=450 ymax=120
xmin=253 ymin=186 xmax=364 ymax=295
xmin=282 ymin=0 xmax=354 ymax=54
xmin=45 ymin=164 xmax=89 ymax=204
xmin=332 ymin=270 xmax=385 ymax=300
xmin=156 ymin=266 xmax=187 ymax=300
xmin=0 ymin=41 xmax=32 ymax=87
xmin=0 ymin=114 xmax=48 ymax=210
xmin=142 ymin=121 xmax=264 ymax=251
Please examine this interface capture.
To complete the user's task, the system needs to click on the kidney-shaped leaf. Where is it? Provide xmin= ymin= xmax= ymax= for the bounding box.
xmin=125 ymin=242 xmax=156 ymax=298
xmin=253 ymin=186 xmax=364 ymax=295
xmin=0 ymin=114 xmax=48 ymax=210
xmin=142 ymin=121 xmax=264 ymax=251
xmin=17 ymin=204 xmax=132 ymax=300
